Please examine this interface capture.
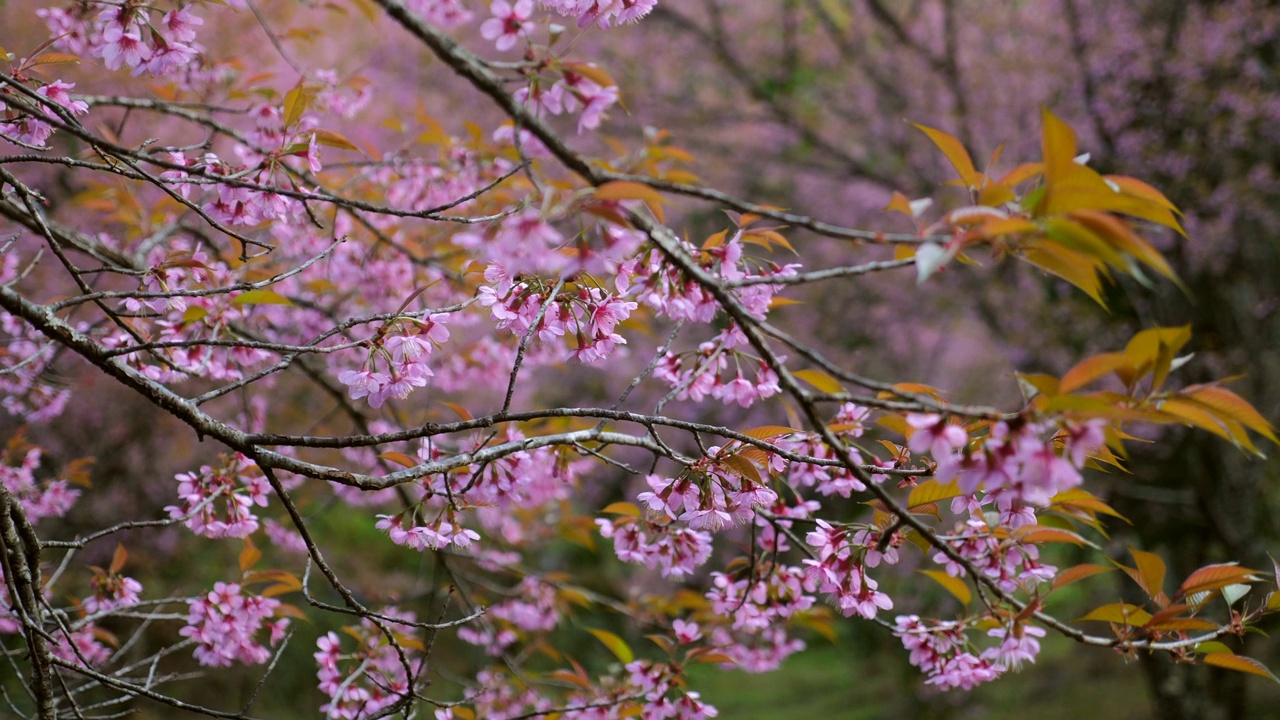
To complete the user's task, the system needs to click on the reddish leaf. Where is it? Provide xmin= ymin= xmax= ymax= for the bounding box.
xmin=1178 ymin=563 xmax=1261 ymax=598
xmin=109 ymin=544 xmax=128 ymax=575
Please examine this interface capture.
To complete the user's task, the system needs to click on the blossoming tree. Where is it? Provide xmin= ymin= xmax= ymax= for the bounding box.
xmin=0 ymin=1 xmax=1277 ymax=718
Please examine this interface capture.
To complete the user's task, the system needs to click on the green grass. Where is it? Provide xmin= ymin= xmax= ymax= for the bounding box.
xmin=685 ymin=631 xmax=1276 ymax=719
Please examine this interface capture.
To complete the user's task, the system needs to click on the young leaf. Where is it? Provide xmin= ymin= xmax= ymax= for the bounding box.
xmin=920 ymin=570 xmax=972 ymax=606
xmin=910 ymin=122 xmax=979 ymax=187
xmin=585 ymin=628 xmax=634 ymax=664
xmin=1060 ymin=352 xmax=1129 ymax=393
xmin=907 ymin=479 xmax=961 ymax=509
xmin=601 ymin=501 xmax=641 ymax=517
xmin=1129 ymin=547 xmax=1167 ymax=602
xmin=109 ymin=544 xmax=128 ymax=575
xmin=1181 ymin=385 xmax=1279 ymax=445
xmin=378 ymin=451 xmax=419 ymax=469
xmin=1203 ymin=653 xmax=1280 ymax=683
xmin=233 ymin=289 xmax=293 ymax=306
xmin=239 ymin=538 xmax=262 ymax=573
xmin=1075 ymin=603 xmax=1152 ymax=626
xmin=1051 ymin=563 xmax=1115 ymax=591
xmin=1178 ymin=563 xmax=1261 ymax=598
xmin=793 ymin=368 xmax=844 ymax=395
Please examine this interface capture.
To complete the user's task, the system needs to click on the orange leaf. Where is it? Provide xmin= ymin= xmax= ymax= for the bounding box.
xmin=739 ymin=425 xmax=800 ymax=441
xmin=1178 ymin=563 xmax=1261 ymax=597
xmin=239 ymin=538 xmax=262 ymax=573
xmin=1023 ymin=239 xmax=1107 ymax=307
xmin=884 ymin=191 xmax=914 ymax=216
xmin=1013 ymin=526 xmax=1091 ymax=546
xmin=600 ymin=501 xmax=640 ymax=517
xmin=1146 ymin=617 xmax=1219 ymax=632
xmin=1060 ymin=352 xmax=1130 ymax=393
xmin=1182 ymin=386 xmax=1279 ymax=445
xmin=109 ymin=544 xmax=128 ymax=575
xmin=1129 ymin=547 xmax=1168 ymax=601
xmin=1203 ymin=653 xmax=1280 ymax=682
xmin=911 ymin=122 xmax=979 ymax=187
xmin=378 ymin=451 xmax=419 ymax=469
xmin=1051 ymin=563 xmax=1115 ymax=591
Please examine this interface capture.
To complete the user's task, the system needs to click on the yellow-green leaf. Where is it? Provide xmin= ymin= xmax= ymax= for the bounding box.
xmin=586 ymin=628 xmax=634 ymax=664
xmin=233 ymin=289 xmax=292 ymax=306
xmin=311 ymin=128 xmax=359 ymax=151
xmin=921 ymin=569 xmax=971 ymax=606
xmin=794 ymin=368 xmax=843 ymax=395
xmin=1075 ymin=603 xmax=1152 ymax=626
xmin=908 ymin=480 xmax=962 ymax=509
xmin=601 ymin=501 xmax=641 ymax=517
xmin=719 ymin=454 xmax=763 ymax=484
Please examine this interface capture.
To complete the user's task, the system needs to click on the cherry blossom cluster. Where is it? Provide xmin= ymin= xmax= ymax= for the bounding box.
xmin=894 ymin=615 xmax=1003 ymax=691
xmin=540 ymin=0 xmax=659 ymax=28
xmin=513 ymin=68 xmax=620 ymax=133
xmin=623 ymin=659 xmax=719 ymax=719
xmin=315 ymin=611 xmax=424 ymax=719
xmin=0 ymin=444 xmax=79 ymax=523
xmin=406 ymin=0 xmax=474 ymax=29
xmin=929 ymin=518 xmax=1057 ymax=593
xmin=802 ymin=521 xmax=895 ymax=619
xmin=707 ymin=565 xmax=816 ymax=631
xmin=0 ymin=78 xmax=89 ymax=148
xmin=458 ymin=577 xmax=559 ymax=655
xmin=626 ymin=237 xmax=798 ymax=324
xmin=654 ymin=325 xmax=783 ymax=408
xmin=82 ymin=571 xmax=143 ymax=616
xmin=51 ymin=625 xmax=114 ymax=668
xmin=706 ymin=625 xmax=806 ymax=674
xmin=595 ymin=516 xmax=715 ymax=578
xmin=181 ymin=581 xmax=288 ymax=667
xmin=637 ymin=460 xmax=780 ymax=533
xmin=338 ymin=316 xmax=451 ymax=408
xmin=910 ymin=414 xmax=1106 ymax=507
xmin=476 ymin=270 xmax=638 ymax=364
xmin=375 ymin=429 xmax=585 ymax=550
xmin=38 ymin=3 xmax=207 ymax=77
xmin=164 ymin=453 xmax=270 ymax=539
